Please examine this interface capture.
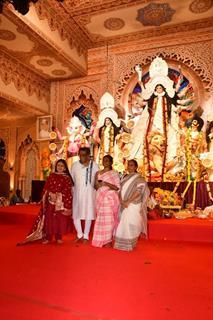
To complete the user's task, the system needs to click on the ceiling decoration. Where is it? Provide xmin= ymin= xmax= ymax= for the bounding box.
xmin=0 ymin=51 xmax=50 ymax=103
xmin=0 ymin=0 xmax=212 ymax=120
xmin=51 ymin=69 xmax=66 ymax=76
xmin=30 ymin=55 xmax=71 ymax=78
xmin=104 ymin=17 xmax=125 ymax=30
xmin=136 ymin=2 xmax=176 ymax=26
xmin=63 ymin=0 xmax=213 ymax=47
xmin=189 ymin=0 xmax=213 ymax=13
xmin=0 ymin=0 xmax=212 ymax=85
xmin=0 ymin=29 xmax=16 ymax=40
xmin=0 ymin=15 xmax=34 ymax=52
xmin=59 ymin=0 xmax=149 ymax=16
xmin=0 ymin=1 xmax=39 ymax=15
xmin=36 ymin=58 xmax=53 ymax=67
xmin=0 ymin=11 xmax=85 ymax=80
xmin=34 ymin=1 xmax=89 ymax=54
xmin=0 ymin=0 xmax=64 ymax=15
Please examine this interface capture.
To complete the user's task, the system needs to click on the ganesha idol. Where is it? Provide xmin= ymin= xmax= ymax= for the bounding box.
xmin=54 ymin=116 xmax=91 ymax=167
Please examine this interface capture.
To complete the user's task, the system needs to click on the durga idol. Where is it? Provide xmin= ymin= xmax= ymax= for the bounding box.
xmin=130 ymin=58 xmax=193 ymax=181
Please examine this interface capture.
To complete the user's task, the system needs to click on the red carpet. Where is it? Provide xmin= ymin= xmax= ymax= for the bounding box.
xmin=0 ymin=204 xmax=40 ymax=225
xmin=0 ymin=206 xmax=212 ymax=320
xmin=1 ymin=205 xmax=213 ymax=243
xmin=148 ymin=218 xmax=213 ymax=243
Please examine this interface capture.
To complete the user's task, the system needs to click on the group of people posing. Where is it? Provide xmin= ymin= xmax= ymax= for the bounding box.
xmin=27 ymin=147 xmax=150 ymax=251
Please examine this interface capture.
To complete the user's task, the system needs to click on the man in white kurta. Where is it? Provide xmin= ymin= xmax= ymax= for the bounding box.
xmin=70 ymin=147 xmax=99 ymax=241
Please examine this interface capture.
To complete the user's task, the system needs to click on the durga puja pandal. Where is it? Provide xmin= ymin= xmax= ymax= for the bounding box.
xmin=46 ymin=58 xmax=213 ymax=219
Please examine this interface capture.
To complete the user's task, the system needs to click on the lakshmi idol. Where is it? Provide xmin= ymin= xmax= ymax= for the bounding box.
xmin=130 ymin=57 xmax=193 ymax=181
xmin=94 ymin=92 xmax=121 ymax=168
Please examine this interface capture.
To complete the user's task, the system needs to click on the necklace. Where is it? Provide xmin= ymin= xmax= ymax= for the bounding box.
xmin=85 ymin=161 xmax=93 ymax=186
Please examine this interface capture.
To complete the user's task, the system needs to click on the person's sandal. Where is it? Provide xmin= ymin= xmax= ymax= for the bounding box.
xmin=73 ymin=237 xmax=83 ymax=243
xmin=104 ymin=242 xmax=112 ymax=248
xmin=42 ymin=240 xmax=50 ymax=244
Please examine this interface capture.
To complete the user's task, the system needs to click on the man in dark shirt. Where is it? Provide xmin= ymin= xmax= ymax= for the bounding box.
xmin=10 ymin=189 xmax=24 ymax=205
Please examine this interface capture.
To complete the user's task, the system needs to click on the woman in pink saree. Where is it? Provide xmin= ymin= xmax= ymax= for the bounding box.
xmin=114 ymin=160 xmax=150 ymax=251
xmin=92 ymin=155 xmax=120 ymax=248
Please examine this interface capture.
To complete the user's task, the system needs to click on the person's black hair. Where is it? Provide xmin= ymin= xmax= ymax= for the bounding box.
xmin=147 ymin=84 xmax=178 ymax=123
xmin=185 ymin=114 xmax=204 ymax=132
xmin=55 ymin=159 xmax=71 ymax=177
xmin=155 ymin=84 xmax=164 ymax=90
xmin=128 ymin=159 xmax=138 ymax=169
xmin=78 ymin=147 xmax=90 ymax=155
xmin=103 ymin=155 xmax=113 ymax=169
xmin=206 ymin=121 xmax=213 ymax=144
xmin=99 ymin=117 xmax=120 ymax=139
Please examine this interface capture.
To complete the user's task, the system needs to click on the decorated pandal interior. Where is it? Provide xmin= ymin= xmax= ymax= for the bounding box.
xmin=40 ymin=57 xmax=213 ymax=220
xmin=1 ymin=3 xmax=213 ymax=320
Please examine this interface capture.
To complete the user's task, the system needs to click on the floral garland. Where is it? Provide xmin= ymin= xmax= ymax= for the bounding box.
xmin=185 ymin=128 xmax=191 ymax=181
xmin=162 ymin=97 xmax=168 ymax=181
xmin=185 ymin=128 xmax=203 ymax=181
xmin=62 ymin=138 xmax=69 ymax=160
xmin=144 ymin=99 xmax=156 ymax=181
xmin=99 ymin=125 xmax=114 ymax=168
xmin=153 ymin=187 xmax=181 ymax=206
xmin=80 ymin=134 xmax=87 ymax=148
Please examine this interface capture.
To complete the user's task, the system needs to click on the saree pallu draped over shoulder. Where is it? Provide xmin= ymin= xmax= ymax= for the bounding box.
xmin=114 ymin=173 xmax=150 ymax=251
xmin=92 ymin=170 xmax=120 ymax=247
xmin=18 ymin=173 xmax=73 ymax=245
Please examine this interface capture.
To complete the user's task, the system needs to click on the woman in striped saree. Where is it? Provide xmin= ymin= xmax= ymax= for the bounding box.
xmin=114 ymin=160 xmax=150 ymax=251
xmin=92 ymin=155 xmax=120 ymax=248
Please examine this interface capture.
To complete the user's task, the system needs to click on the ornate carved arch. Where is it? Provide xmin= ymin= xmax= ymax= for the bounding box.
xmin=0 ymin=128 xmax=9 ymax=170
xmin=17 ymin=142 xmax=40 ymax=199
xmin=65 ymin=86 xmax=100 ymax=126
xmin=120 ymin=59 xmax=204 ymax=116
xmin=19 ymin=142 xmax=40 ymax=179
xmin=110 ymin=41 xmax=213 ymax=114
xmin=69 ymin=85 xmax=100 ymax=105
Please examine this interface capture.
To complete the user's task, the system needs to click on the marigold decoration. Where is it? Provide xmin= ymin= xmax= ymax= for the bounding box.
xmin=99 ymin=125 xmax=115 ymax=168
xmin=49 ymin=131 xmax=57 ymax=140
xmin=49 ymin=143 xmax=57 ymax=151
xmin=126 ymin=120 xmax=135 ymax=129
xmin=153 ymin=187 xmax=182 ymax=207
xmin=185 ymin=125 xmax=205 ymax=181
xmin=41 ymin=148 xmax=51 ymax=180
xmin=49 ymin=154 xmax=57 ymax=163
xmin=121 ymin=132 xmax=132 ymax=144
